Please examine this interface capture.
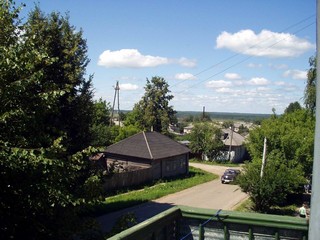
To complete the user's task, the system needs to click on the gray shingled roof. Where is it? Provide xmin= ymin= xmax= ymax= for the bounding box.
xmin=222 ymin=128 xmax=245 ymax=146
xmin=104 ymin=131 xmax=190 ymax=160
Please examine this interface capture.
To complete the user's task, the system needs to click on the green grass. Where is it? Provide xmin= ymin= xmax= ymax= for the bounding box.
xmin=91 ymin=166 xmax=217 ymax=216
xmin=234 ymin=195 xmax=305 ymax=217
xmin=234 ymin=198 xmax=255 ymax=212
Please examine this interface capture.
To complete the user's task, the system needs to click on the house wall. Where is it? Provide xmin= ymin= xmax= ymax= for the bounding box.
xmin=217 ymin=146 xmax=246 ymax=163
xmin=103 ymin=153 xmax=189 ymax=191
xmin=231 ymin=145 xmax=246 ymax=163
xmin=152 ymin=154 xmax=189 ymax=179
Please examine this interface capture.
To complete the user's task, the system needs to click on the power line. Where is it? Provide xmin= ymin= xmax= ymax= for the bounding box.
xmin=173 ymin=14 xmax=315 ymax=88
xmin=173 ymin=20 xmax=315 ymax=94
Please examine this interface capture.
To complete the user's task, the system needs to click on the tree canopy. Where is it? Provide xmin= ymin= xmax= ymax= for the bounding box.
xmin=246 ymin=109 xmax=314 ymax=177
xmin=304 ymin=55 xmax=316 ymax=114
xmin=239 ymin=108 xmax=315 ymax=212
xmin=189 ymin=122 xmax=224 ymax=160
xmin=0 ymin=3 xmax=94 ymax=154
xmin=125 ymin=76 xmax=177 ymax=134
xmin=0 ymin=2 xmax=102 ymax=238
xmin=284 ymin=101 xmax=302 ymax=114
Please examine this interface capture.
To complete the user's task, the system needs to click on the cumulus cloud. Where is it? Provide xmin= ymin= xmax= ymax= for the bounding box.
xmin=119 ymin=83 xmax=139 ymax=90
xmin=248 ymin=77 xmax=270 ymax=85
xmin=98 ymin=49 xmax=169 ymax=68
xmin=177 ymin=57 xmax=197 ymax=68
xmin=174 ymin=73 xmax=197 ymax=80
xmin=216 ymin=88 xmax=241 ymax=93
xmin=206 ymin=80 xmax=232 ymax=88
xmin=98 ymin=49 xmax=196 ymax=68
xmin=216 ymin=29 xmax=315 ymax=58
xmin=224 ymin=73 xmax=241 ymax=80
xmin=283 ymin=69 xmax=307 ymax=80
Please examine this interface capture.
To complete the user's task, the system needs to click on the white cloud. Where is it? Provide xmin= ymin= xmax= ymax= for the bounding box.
xmin=119 ymin=83 xmax=139 ymax=90
xmin=216 ymin=88 xmax=240 ymax=93
xmin=98 ymin=49 xmax=196 ymax=68
xmin=248 ymin=77 xmax=270 ymax=85
xmin=275 ymin=81 xmax=286 ymax=86
xmin=216 ymin=29 xmax=315 ymax=58
xmin=283 ymin=69 xmax=307 ymax=80
xmin=206 ymin=80 xmax=232 ymax=88
xmin=224 ymin=73 xmax=241 ymax=80
xmin=177 ymin=57 xmax=197 ymax=68
xmin=98 ymin=49 xmax=169 ymax=68
xmin=174 ymin=73 xmax=197 ymax=80
xmin=256 ymin=87 xmax=270 ymax=91
xmin=247 ymin=63 xmax=263 ymax=68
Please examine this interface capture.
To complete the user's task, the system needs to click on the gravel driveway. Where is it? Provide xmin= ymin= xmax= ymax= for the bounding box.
xmin=98 ymin=162 xmax=248 ymax=233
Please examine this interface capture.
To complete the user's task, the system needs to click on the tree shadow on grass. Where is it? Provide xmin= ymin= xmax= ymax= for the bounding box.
xmin=267 ymin=193 xmax=311 ymax=216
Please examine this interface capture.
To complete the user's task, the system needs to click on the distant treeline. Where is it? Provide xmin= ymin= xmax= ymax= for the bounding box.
xmin=175 ymin=111 xmax=271 ymax=122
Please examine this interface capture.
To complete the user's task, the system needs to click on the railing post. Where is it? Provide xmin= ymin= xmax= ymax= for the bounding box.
xmin=224 ymin=225 xmax=228 ymax=240
xmin=248 ymin=227 xmax=253 ymax=240
xmin=199 ymin=223 xmax=204 ymax=240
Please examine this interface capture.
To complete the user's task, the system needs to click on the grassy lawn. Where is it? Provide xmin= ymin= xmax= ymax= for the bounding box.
xmin=234 ymin=194 xmax=308 ymax=217
xmin=91 ymin=166 xmax=217 ymax=216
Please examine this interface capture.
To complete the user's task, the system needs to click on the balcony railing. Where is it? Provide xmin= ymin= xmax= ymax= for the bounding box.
xmin=108 ymin=205 xmax=308 ymax=240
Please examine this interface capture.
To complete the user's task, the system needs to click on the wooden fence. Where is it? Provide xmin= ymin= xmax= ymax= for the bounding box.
xmin=103 ymin=167 xmax=153 ymax=191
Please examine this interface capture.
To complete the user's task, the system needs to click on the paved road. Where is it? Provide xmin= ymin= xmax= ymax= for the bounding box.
xmin=154 ymin=163 xmax=247 ymax=209
xmin=97 ymin=162 xmax=248 ymax=233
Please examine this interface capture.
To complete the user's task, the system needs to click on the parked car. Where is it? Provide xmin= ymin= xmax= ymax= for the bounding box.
xmin=221 ymin=169 xmax=240 ymax=184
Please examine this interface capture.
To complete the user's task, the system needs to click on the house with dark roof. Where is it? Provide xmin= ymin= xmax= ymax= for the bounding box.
xmin=103 ymin=131 xmax=190 ymax=181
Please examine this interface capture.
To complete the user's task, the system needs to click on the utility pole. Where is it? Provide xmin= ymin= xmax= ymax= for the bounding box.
xmin=309 ymin=0 xmax=320 ymax=238
xmin=228 ymin=125 xmax=234 ymax=161
xmin=202 ymin=106 xmax=205 ymax=120
xmin=260 ymin=137 xmax=267 ymax=178
xmin=110 ymin=81 xmax=120 ymax=126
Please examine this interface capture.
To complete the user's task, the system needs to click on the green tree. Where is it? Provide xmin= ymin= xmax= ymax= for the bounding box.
xmin=304 ymin=55 xmax=316 ymax=114
xmin=189 ymin=122 xmax=224 ymax=160
xmin=238 ymin=151 xmax=304 ymax=212
xmin=240 ymin=109 xmax=315 ymax=211
xmin=126 ymin=76 xmax=177 ymax=134
xmin=0 ymin=2 xmax=103 ymax=238
xmin=222 ymin=120 xmax=234 ymax=129
xmin=115 ymin=125 xmax=140 ymax=142
xmin=237 ymin=124 xmax=249 ymax=135
xmin=90 ymin=98 xmax=112 ymax=147
xmin=246 ymin=109 xmax=314 ymax=177
xmin=23 ymin=6 xmax=94 ymax=153
xmin=284 ymin=101 xmax=302 ymax=114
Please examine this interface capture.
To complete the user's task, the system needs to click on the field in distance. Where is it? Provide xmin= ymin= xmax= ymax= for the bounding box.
xmin=176 ymin=111 xmax=271 ymax=122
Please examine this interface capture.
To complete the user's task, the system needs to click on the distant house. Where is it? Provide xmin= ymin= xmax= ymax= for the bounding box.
xmin=221 ymin=128 xmax=247 ymax=163
xmin=183 ymin=124 xmax=193 ymax=134
xmin=103 ymin=131 xmax=190 ymax=180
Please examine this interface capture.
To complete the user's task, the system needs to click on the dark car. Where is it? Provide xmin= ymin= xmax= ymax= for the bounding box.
xmin=221 ymin=169 xmax=241 ymax=184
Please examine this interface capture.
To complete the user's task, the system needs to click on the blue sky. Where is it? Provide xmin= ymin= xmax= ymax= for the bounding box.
xmin=19 ymin=0 xmax=316 ymax=114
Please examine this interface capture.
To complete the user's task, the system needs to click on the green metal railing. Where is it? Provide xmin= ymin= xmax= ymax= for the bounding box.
xmin=108 ymin=206 xmax=309 ymax=240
